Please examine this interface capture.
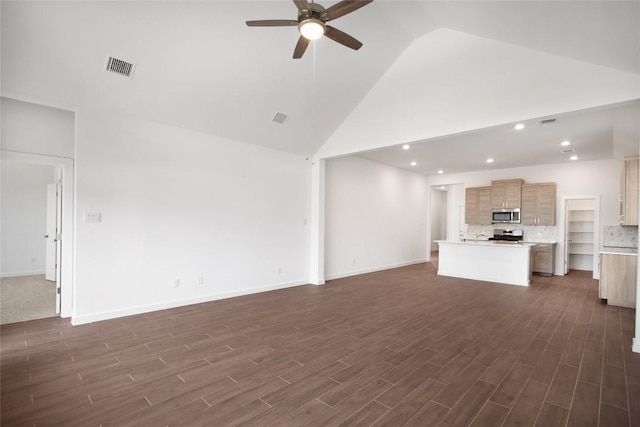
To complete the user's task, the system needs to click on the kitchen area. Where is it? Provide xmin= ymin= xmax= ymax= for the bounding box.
xmin=436 ymin=158 xmax=638 ymax=307
xmin=437 ymin=178 xmax=559 ymax=286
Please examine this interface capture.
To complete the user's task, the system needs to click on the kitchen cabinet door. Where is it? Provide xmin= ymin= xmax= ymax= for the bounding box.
xmin=491 ymin=182 xmax=506 ymax=209
xmin=520 ymin=183 xmax=556 ymax=226
xmin=621 ymin=156 xmax=639 ymax=226
xmin=532 ymin=243 xmax=555 ymax=276
xmin=505 ymin=180 xmax=523 ymax=208
xmin=600 ymin=253 xmax=637 ymax=308
xmin=536 ymin=183 xmax=556 ymax=225
xmin=465 ymin=187 xmax=479 ymax=225
xmin=491 ymin=179 xmax=523 ymax=209
xmin=521 ymin=184 xmax=537 ymax=225
xmin=478 ymin=187 xmax=492 ymax=225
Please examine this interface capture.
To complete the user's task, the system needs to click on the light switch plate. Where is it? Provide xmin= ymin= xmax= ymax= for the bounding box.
xmin=84 ymin=212 xmax=102 ymax=223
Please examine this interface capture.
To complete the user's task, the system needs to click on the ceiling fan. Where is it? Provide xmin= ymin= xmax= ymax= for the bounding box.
xmin=246 ymin=0 xmax=373 ymax=59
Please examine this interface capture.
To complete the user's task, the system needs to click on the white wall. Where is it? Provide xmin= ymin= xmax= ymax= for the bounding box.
xmin=446 ymin=183 xmax=466 ymax=242
xmin=430 ymin=188 xmax=447 ymax=249
xmin=324 ymin=156 xmax=429 ymax=279
xmin=1 ymin=97 xmax=75 ymax=158
xmin=73 ymin=110 xmax=310 ymax=323
xmin=0 ymin=161 xmax=56 ymax=276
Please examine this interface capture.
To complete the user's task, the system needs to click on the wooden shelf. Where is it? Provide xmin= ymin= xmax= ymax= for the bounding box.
xmin=568 ymin=208 xmax=595 ymax=271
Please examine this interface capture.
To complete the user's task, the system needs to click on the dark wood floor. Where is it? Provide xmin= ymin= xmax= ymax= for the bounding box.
xmin=2 ymin=263 xmax=639 ymax=426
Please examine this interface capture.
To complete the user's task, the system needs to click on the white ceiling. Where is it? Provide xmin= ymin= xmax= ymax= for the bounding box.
xmin=357 ymin=100 xmax=640 ymax=176
xmin=2 ymin=1 xmax=639 ymax=165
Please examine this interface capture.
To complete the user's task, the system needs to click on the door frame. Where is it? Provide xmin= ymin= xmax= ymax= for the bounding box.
xmin=1 ymin=150 xmax=74 ymax=318
xmin=560 ymin=195 xmax=600 ymax=279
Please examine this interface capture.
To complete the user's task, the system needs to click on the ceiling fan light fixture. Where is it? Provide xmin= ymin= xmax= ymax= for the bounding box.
xmin=299 ymin=18 xmax=325 ymax=40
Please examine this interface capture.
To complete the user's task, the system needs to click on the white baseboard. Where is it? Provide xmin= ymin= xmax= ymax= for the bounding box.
xmin=0 ymin=270 xmax=46 ymax=278
xmin=633 ymin=338 xmax=640 ymax=354
xmin=71 ymin=279 xmax=307 ymax=325
xmin=324 ymin=259 xmax=428 ymax=281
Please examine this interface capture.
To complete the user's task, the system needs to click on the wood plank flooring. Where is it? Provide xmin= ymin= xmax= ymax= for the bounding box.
xmin=2 ymin=263 xmax=639 ymax=426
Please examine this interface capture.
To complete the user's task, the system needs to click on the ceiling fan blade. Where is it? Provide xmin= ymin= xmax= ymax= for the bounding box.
xmin=246 ymin=20 xmax=299 ymax=27
xmin=293 ymin=35 xmax=310 ymax=59
xmin=292 ymin=0 xmax=310 ymax=12
xmin=324 ymin=0 xmax=373 ymax=21
xmin=324 ymin=25 xmax=363 ymax=50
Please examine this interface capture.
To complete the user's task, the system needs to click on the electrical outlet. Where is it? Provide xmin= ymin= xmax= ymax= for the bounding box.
xmin=277 ymin=267 xmax=282 ymax=275
xmin=173 ymin=279 xmax=180 ymax=288
xmin=352 ymin=257 xmax=356 ymax=264
xmin=31 ymin=257 xmax=37 ymax=263
xmin=198 ymin=276 xmax=204 ymax=285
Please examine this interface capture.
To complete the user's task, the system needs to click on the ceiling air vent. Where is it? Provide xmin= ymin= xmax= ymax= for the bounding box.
xmin=540 ymin=118 xmax=557 ymax=126
xmin=272 ymin=112 xmax=289 ymax=124
xmin=560 ymin=148 xmax=575 ymax=154
xmin=105 ymin=56 xmax=135 ymax=79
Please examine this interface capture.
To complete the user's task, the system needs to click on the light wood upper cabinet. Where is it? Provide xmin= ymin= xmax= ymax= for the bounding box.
xmin=521 ymin=185 xmax=536 ymax=225
xmin=536 ymin=183 xmax=556 ymax=225
xmin=465 ymin=187 xmax=479 ymax=225
xmin=478 ymin=187 xmax=492 ymax=225
xmin=520 ymin=183 xmax=556 ymax=226
xmin=491 ymin=179 xmax=523 ymax=209
xmin=620 ymin=156 xmax=638 ymax=226
xmin=465 ymin=186 xmax=492 ymax=225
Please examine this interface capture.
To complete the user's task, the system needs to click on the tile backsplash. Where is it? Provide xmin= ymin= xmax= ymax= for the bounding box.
xmin=464 ymin=224 xmax=558 ymax=243
xmin=603 ymin=225 xmax=638 ymax=248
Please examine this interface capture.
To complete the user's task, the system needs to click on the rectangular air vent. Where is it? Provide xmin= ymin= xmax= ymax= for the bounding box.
xmin=560 ymin=148 xmax=575 ymax=154
xmin=105 ymin=56 xmax=135 ymax=79
xmin=540 ymin=118 xmax=557 ymax=125
xmin=272 ymin=112 xmax=289 ymax=124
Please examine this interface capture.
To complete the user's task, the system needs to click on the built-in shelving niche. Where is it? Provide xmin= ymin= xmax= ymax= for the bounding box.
xmin=568 ymin=206 xmax=595 ymax=271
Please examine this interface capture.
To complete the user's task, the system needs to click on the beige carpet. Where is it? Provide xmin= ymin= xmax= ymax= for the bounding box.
xmin=1 ymin=275 xmax=57 ymax=325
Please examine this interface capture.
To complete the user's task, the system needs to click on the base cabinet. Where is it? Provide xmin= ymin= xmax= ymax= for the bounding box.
xmin=532 ymin=243 xmax=556 ymax=276
xmin=599 ymin=253 xmax=637 ymax=308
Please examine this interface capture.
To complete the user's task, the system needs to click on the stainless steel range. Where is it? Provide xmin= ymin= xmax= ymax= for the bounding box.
xmin=489 ymin=229 xmax=524 ymax=243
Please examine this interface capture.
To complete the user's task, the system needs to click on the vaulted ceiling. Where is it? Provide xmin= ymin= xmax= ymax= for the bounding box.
xmin=2 ymin=1 xmax=638 ymax=168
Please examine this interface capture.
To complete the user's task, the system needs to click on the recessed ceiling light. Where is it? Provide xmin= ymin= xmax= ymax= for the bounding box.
xmin=437 ymin=170 xmax=444 ymax=174
xmin=440 ymin=186 xmax=445 ymax=190
xmin=486 ymin=158 xmax=494 ymax=163
xmin=561 ymin=140 xmax=571 ymax=146
xmin=570 ymin=155 xmax=578 ymax=161
xmin=410 ymin=161 xmax=417 ymax=166
xmin=514 ymin=123 xmax=525 ymax=130
xmin=402 ymin=144 xmax=410 ymax=150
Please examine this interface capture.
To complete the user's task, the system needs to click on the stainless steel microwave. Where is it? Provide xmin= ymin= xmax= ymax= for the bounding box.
xmin=492 ymin=208 xmax=521 ymax=224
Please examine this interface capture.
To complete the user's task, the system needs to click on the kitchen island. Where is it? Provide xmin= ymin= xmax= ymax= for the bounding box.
xmin=436 ymin=240 xmax=534 ymax=286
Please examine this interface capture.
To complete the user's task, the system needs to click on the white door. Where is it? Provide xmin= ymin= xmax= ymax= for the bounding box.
xmin=45 ymin=182 xmax=62 ymax=314
xmin=45 ymin=184 xmax=57 ymax=281
xmin=55 ymin=181 xmax=62 ymax=314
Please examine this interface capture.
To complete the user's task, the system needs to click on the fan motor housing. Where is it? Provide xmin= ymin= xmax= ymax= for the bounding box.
xmin=298 ymin=2 xmax=327 ymax=21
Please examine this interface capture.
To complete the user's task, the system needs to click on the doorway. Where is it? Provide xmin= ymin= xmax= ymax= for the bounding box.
xmin=1 ymin=150 xmax=74 ymax=319
xmin=562 ymin=196 xmax=600 ymax=279
xmin=0 ymin=160 xmax=60 ymax=323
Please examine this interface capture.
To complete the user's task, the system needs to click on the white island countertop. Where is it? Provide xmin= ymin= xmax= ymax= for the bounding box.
xmin=445 ymin=240 xmax=536 ymax=248
xmin=436 ymin=240 xmax=533 ymax=286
